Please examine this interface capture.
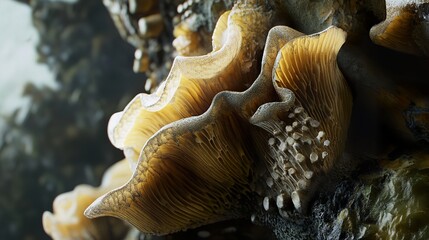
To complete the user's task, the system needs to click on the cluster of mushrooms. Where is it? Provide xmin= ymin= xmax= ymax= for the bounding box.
xmin=43 ymin=0 xmax=429 ymax=239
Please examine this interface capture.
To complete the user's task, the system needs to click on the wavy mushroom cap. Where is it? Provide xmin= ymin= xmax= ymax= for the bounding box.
xmin=235 ymin=26 xmax=305 ymax=119
xmin=108 ymin=3 xmax=273 ymax=168
xmin=42 ymin=160 xmax=131 ymax=240
xmin=370 ymin=0 xmax=429 ymax=56
xmin=84 ymin=25 xmax=353 ymax=234
xmin=273 ymin=26 xmax=352 ymax=171
xmin=84 ymin=25 xmax=302 ymax=236
xmin=86 ymin=112 xmax=256 ymax=235
xmin=250 ymin=27 xmax=352 ymax=212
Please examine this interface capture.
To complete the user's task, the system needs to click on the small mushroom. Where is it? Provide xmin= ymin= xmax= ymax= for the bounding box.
xmin=42 ymin=160 xmax=132 ymax=240
xmin=133 ymin=48 xmax=149 ymax=73
xmin=370 ymin=0 xmax=429 ymax=56
xmin=103 ymin=0 xmax=160 ymax=48
xmin=138 ymin=14 xmax=164 ymax=38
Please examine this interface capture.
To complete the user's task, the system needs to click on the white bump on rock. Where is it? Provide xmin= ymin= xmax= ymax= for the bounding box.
xmin=298 ymin=179 xmax=308 ymax=189
xmin=268 ymin=137 xmax=276 ymax=146
xmin=276 ymin=194 xmax=284 ymax=209
xmin=279 ymin=141 xmax=287 ymax=151
xmin=323 ymin=140 xmax=330 ymax=146
xmin=286 ymin=137 xmax=295 ymax=146
xmin=293 ymin=142 xmax=300 ymax=150
xmin=310 ymin=119 xmax=320 ymax=128
xmin=292 ymin=132 xmax=301 ymax=140
xmin=177 ymin=4 xmax=184 ymax=13
xmin=291 ymin=191 xmax=302 ymax=210
xmin=294 ymin=107 xmax=304 ymax=114
xmin=310 ymin=152 xmax=319 ymax=163
xmin=295 ymin=153 xmax=305 ymax=163
xmin=322 ymin=151 xmax=328 ymax=159
xmin=266 ymin=177 xmax=274 ymax=188
xmin=316 ymin=131 xmax=325 ymax=141
xmin=263 ymin=197 xmax=270 ymax=211
xmin=304 ymin=171 xmax=314 ymax=179
xmin=292 ymin=121 xmax=298 ymax=128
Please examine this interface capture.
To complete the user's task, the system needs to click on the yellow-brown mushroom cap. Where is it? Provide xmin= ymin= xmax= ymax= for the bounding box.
xmin=43 ymin=160 xmax=132 ymax=240
xmin=84 ymin=25 xmax=301 ymax=235
xmin=85 ymin=24 xmax=352 ymax=235
xmin=108 ymin=3 xmax=273 ymax=167
xmin=370 ymin=0 xmax=429 ymax=56
xmin=86 ymin=111 xmax=257 ymax=235
xmin=249 ymin=27 xmax=352 ymax=212
xmin=273 ymin=26 xmax=352 ymax=172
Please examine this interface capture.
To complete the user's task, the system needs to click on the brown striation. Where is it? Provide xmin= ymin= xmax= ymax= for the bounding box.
xmin=108 ymin=2 xmax=273 ymax=169
xmin=84 ymin=25 xmax=302 ymax=235
xmin=370 ymin=0 xmax=429 ymax=56
xmin=250 ymin=27 xmax=352 ymax=213
xmin=273 ymin=26 xmax=352 ymax=171
xmin=85 ymin=26 xmax=352 ymax=235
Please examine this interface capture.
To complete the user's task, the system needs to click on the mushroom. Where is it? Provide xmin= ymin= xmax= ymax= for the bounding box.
xmin=42 ymin=160 xmax=132 ymax=240
xmin=138 ymin=14 xmax=164 ymax=38
xmin=133 ymin=48 xmax=150 ymax=73
xmin=85 ymin=25 xmax=352 ymax=235
xmin=102 ymin=0 xmax=159 ymax=48
xmin=108 ymin=2 xmax=273 ymax=168
xmin=84 ymin=25 xmax=303 ymax=235
xmin=250 ymin=26 xmax=352 ymax=212
xmin=272 ymin=26 xmax=352 ymax=171
xmin=370 ymin=0 xmax=429 ymax=56
xmin=173 ymin=20 xmax=212 ymax=56
xmin=86 ymin=102 xmax=258 ymax=235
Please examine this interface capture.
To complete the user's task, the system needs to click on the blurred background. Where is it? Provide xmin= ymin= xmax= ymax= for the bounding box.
xmin=0 ymin=0 xmax=144 ymax=239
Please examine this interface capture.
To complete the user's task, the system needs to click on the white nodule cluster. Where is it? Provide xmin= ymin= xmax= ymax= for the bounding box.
xmin=256 ymin=101 xmax=331 ymax=214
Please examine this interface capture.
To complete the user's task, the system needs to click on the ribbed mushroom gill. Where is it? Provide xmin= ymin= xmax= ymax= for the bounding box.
xmin=85 ymin=26 xmax=353 ymax=234
xmin=370 ymin=1 xmax=429 ymax=56
xmin=273 ymin=27 xmax=352 ymax=171
xmin=84 ymin=2 xmax=277 ymax=234
xmin=247 ymin=27 xmax=352 ymax=212
xmin=371 ymin=7 xmax=415 ymax=52
xmin=108 ymin=4 xmax=272 ymax=167
xmin=84 ymin=25 xmax=298 ymax=235
xmin=86 ymin=111 xmax=256 ymax=235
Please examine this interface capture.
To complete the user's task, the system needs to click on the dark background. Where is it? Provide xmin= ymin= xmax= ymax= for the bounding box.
xmin=0 ymin=0 xmax=144 ymax=239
